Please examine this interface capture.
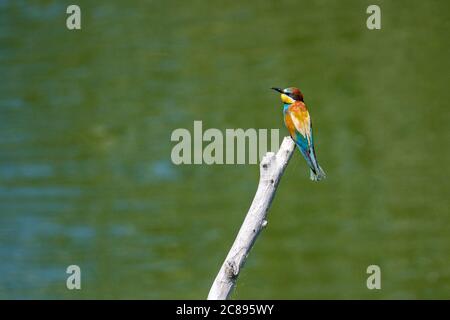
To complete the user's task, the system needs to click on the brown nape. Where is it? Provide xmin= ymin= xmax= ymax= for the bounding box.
xmin=290 ymin=88 xmax=304 ymax=101
xmin=293 ymin=92 xmax=304 ymax=101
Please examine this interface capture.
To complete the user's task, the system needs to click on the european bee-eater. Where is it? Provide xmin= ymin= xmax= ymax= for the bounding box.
xmin=272 ymin=87 xmax=326 ymax=181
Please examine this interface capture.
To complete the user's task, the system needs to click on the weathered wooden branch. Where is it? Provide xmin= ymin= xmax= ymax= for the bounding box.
xmin=207 ymin=136 xmax=296 ymax=300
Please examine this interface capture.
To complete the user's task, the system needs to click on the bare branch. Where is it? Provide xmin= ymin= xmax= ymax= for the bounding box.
xmin=207 ymin=136 xmax=296 ymax=300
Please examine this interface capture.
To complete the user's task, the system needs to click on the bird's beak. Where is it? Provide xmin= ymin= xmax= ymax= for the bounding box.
xmin=271 ymin=87 xmax=283 ymax=94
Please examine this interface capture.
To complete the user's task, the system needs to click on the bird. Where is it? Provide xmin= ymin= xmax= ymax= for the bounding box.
xmin=271 ymin=87 xmax=326 ymax=181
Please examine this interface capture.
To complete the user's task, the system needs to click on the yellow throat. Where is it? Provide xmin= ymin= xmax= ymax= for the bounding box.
xmin=281 ymin=94 xmax=295 ymax=104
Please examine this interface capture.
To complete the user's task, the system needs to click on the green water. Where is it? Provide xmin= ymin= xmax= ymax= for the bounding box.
xmin=1 ymin=0 xmax=449 ymax=299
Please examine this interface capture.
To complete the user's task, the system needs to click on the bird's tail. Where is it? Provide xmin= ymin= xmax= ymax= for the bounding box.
xmin=309 ymin=149 xmax=326 ymax=182
xmin=310 ymin=165 xmax=326 ymax=181
xmin=296 ymin=144 xmax=326 ymax=182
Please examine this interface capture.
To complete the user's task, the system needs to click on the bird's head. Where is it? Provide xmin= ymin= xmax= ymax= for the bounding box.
xmin=271 ymin=87 xmax=304 ymax=104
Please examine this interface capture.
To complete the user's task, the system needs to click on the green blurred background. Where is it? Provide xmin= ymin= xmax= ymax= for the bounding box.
xmin=0 ymin=0 xmax=449 ymax=299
